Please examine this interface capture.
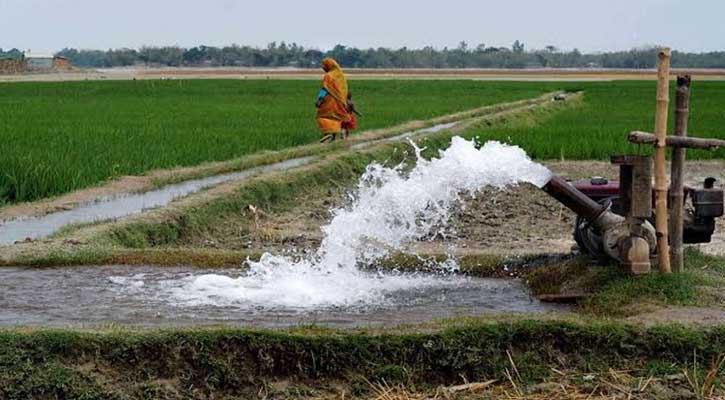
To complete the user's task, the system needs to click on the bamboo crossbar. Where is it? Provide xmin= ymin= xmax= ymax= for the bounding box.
xmin=629 ymin=131 xmax=725 ymax=150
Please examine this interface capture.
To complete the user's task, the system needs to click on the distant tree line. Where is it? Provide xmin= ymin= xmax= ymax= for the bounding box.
xmin=0 ymin=48 xmax=24 ymax=60
xmin=3 ymin=42 xmax=725 ymax=68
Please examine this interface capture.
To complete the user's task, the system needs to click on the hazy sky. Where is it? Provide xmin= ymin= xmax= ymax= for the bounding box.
xmin=1 ymin=0 xmax=723 ymax=53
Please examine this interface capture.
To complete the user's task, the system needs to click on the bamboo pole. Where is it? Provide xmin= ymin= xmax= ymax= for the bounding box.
xmin=670 ymin=75 xmax=691 ymax=273
xmin=654 ymin=48 xmax=672 ymax=273
xmin=628 ymin=132 xmax=725 ymax=150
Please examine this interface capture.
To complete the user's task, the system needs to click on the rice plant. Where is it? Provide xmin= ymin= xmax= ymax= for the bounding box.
xmin=0 ymin=79 xmax=555 ymax=203
xmin=473 ymin=80 xmax=725 ymax=160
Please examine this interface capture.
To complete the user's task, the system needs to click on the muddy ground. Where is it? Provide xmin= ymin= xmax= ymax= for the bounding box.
xmin=195 ymin=160 xmax=725 ymax=258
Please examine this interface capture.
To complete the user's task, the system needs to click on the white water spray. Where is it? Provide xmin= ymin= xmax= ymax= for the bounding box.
xmin=316 ymin=137 xmax=551 ymax=268
xmin=117 ymin=137 xmax=552 ymax=310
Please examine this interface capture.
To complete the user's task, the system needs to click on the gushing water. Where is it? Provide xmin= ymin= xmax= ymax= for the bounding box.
xmin=118 ymin=137 xmax=552 ymax=311
xmin=316 ymin=137 xmax=551 ymax=268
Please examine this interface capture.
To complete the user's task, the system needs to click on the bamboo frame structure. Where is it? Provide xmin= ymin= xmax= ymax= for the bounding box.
xmin=654 ymin=48 xmax=671 ymax=273
xmin=628 ymin=131 xmax=725 ymax=149
xmin=670 ymin=75 xmax=691 ymax=273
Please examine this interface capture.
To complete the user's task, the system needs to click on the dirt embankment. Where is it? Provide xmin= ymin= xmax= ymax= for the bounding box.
xmin=3 ymin=67 xmax=725 ymax=82
xmin=2 ymin=320 xmax=722 ymax=400
xmin=197 ymin=160 xmax=724 ymax=258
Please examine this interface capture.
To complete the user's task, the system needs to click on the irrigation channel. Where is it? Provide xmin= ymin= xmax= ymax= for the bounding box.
xmin=0 ymin=265 xmax=563 ymax=327
xmin=0 ymin=137 xmax=572 ymax=326
xmin=0 ymin=122 xmax=458 ymax=246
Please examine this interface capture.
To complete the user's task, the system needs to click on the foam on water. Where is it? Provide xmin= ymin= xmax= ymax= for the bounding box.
xmin=162 ymin=260 xmax=465 ymax=309
xmin=113 ymin=136 xmax=552 ymax=310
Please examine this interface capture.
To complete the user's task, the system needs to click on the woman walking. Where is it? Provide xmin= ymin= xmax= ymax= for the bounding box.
xmin=315 ymin=58 xmax=351 ymax=142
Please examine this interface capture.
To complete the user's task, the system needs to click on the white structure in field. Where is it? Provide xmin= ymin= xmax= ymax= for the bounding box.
xmin=24 ymin=51 xmax=71 ymax=70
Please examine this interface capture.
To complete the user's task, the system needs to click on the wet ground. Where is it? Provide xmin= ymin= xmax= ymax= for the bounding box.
xmin=0 ymin=265 xmax=565 ymax=327
xmin=0 ymin=159 xmax=317 ymax=245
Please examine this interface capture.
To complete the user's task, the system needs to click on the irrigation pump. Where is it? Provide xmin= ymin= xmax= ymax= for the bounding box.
xmin=541 ymin=154 xmax=723 ymax=274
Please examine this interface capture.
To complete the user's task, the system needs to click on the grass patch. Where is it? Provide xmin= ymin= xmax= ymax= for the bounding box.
xmin=0 ymin=319 xmax=723 ymax=399
xmin=583 ymin=271 xmax=709 ymax=316
xmin=686 ymin=247 xmax=725 ymax=276
xmin=0 ymin=246 xmax=260 ymax=268
xmin=527 ymin=248 xmax=725 ymax=317
xmin=0 ymin=79 xmax=556 ymax=204
xmin=473 ymin=80 xmax=725 ymax=160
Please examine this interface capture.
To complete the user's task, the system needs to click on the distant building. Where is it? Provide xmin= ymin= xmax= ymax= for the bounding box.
xmin=25 ymin=52 xmax=54 ymax=68
xmin=24 ymin=52 xmax=72 ymax=70
xmin=0 ymin=52 xmax=72 ymax=74
xmin=53 ymin=56 xmax=71 ymax=70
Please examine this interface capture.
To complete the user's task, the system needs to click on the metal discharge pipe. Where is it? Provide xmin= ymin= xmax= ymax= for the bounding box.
xmin=539 ymin=174 xmax=656 ymax=274
xmin=541 ymin=175 xmax=608 ymax=222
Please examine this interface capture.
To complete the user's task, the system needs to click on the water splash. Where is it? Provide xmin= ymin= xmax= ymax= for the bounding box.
xmin=316 ymin=137 xmax=551 ymax=268
xmin=116 ymin=136 xmax=552 ymax=310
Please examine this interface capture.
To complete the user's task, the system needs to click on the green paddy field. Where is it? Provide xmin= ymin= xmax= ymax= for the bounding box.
xmin=1 ymin=79 xmax=724 ymax=204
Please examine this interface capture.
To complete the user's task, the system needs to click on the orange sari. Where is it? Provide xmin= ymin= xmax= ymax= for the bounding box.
xmin=316 ymin=58 xmax=350 ymax=135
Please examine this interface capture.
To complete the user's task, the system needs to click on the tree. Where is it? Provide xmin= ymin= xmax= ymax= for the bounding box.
xmin=512 ymin=40 xmax=525 ymax=53
xmin=106 ymin=48 xmax=138 ymax=66
xmin=28 ymin=43 xmax=725 ymax=69
xmin=0 ymin=48 xmax=23 ymax=60
xmin=183 ymin=46 xmax=208 ymax=65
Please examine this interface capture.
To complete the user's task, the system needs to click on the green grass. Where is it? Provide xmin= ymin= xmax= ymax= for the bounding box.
xmin=585 ymin=248 xmax=725 ymax=316
xmin=0 ymin=79 xmax=556 ymax=204
xmin=527 ymin=248 xmax=725 ymax=317
xmin=0 ymin=319 xmax=722 ymax=399
xmin=3 ymin=79 xmax=724 ymax=205
xmin=473 ymin=80 xmax=725 ymax=160
xmin=583 ymin=270 xmax=710 ymax=315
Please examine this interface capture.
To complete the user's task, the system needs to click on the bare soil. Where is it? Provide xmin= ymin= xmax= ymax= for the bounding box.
xmin=3 ymin=67 xmax=725 ymax=82
xmin=627 ymin=305 xmax=725 ymax=326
